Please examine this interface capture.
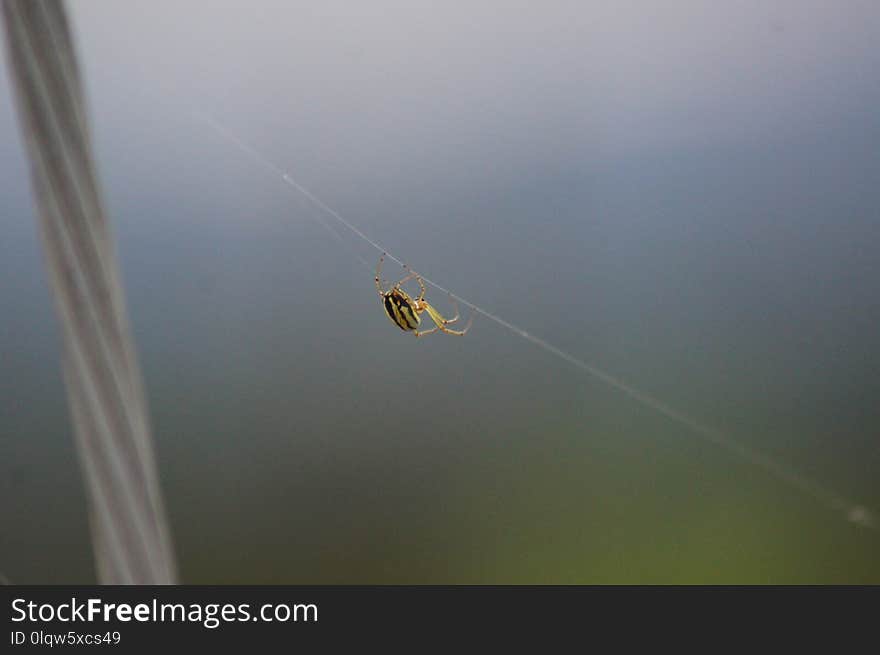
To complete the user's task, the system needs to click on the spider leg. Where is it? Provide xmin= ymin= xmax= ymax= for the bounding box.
xmin=413 ymin=326 xmax=440 ymax=338
xmin=438 ymin=315 xmax=473 ymax=336
xmin=401 ymin=264 xmax=427 ymax=301
xmin=378 ymin=258 xmax=426 ymax=299
xmin=393 ymin=270 xmax=419 ymax=289
xmin=420 ymin=300 xmax=473 ymax=336
xmin=442 ymin=294 xmax=461 ymax=324
xmin=375 ymin=253 xmax=387 ymax=294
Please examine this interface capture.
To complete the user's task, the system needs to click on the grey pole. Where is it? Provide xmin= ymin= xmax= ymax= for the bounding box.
xmin=2 ymin=0 xmax=178 ymax=583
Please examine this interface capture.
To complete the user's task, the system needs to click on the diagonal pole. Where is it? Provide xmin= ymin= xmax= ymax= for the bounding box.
xmin=2 ymin=0 xmax=177 ymax=583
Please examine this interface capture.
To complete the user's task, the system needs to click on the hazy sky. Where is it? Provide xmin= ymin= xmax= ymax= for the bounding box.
xmin=60 ymin=1 xmax=880 ymax=165
xmin=5 ymin=1 xmax=876 ymax=216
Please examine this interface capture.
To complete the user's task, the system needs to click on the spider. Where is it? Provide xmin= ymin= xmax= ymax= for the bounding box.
xmin=375 ymin=253 xmax=473 ymax=337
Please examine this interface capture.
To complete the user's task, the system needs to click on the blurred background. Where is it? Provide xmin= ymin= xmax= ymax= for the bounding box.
xmin=1 ymin=0 xmax=878 ymax=583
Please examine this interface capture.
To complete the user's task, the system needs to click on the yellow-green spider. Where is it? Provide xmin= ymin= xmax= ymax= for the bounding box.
xmin=375 ymin=253 xmax=473 ymax=337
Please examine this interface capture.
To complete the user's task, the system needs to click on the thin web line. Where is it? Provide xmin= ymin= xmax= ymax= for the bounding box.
xmin=196 ymin=111 xmax=875 ymax=530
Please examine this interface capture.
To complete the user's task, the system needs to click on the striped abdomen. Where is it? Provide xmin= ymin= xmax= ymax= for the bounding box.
xmin=382 ymin=291 xmax=421 ymax=331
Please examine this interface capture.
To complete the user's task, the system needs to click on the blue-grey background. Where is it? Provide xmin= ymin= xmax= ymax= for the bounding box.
xmin=1 ymin=0 xmax=878 ymax=582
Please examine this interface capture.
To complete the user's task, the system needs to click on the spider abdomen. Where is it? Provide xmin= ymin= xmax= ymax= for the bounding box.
xmin=383 ymin=291 xmax=421 ymax=331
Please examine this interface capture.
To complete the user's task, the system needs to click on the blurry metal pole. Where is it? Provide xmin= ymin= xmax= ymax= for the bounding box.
xmin=2 ymin=0 xmax=177 ymax=583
